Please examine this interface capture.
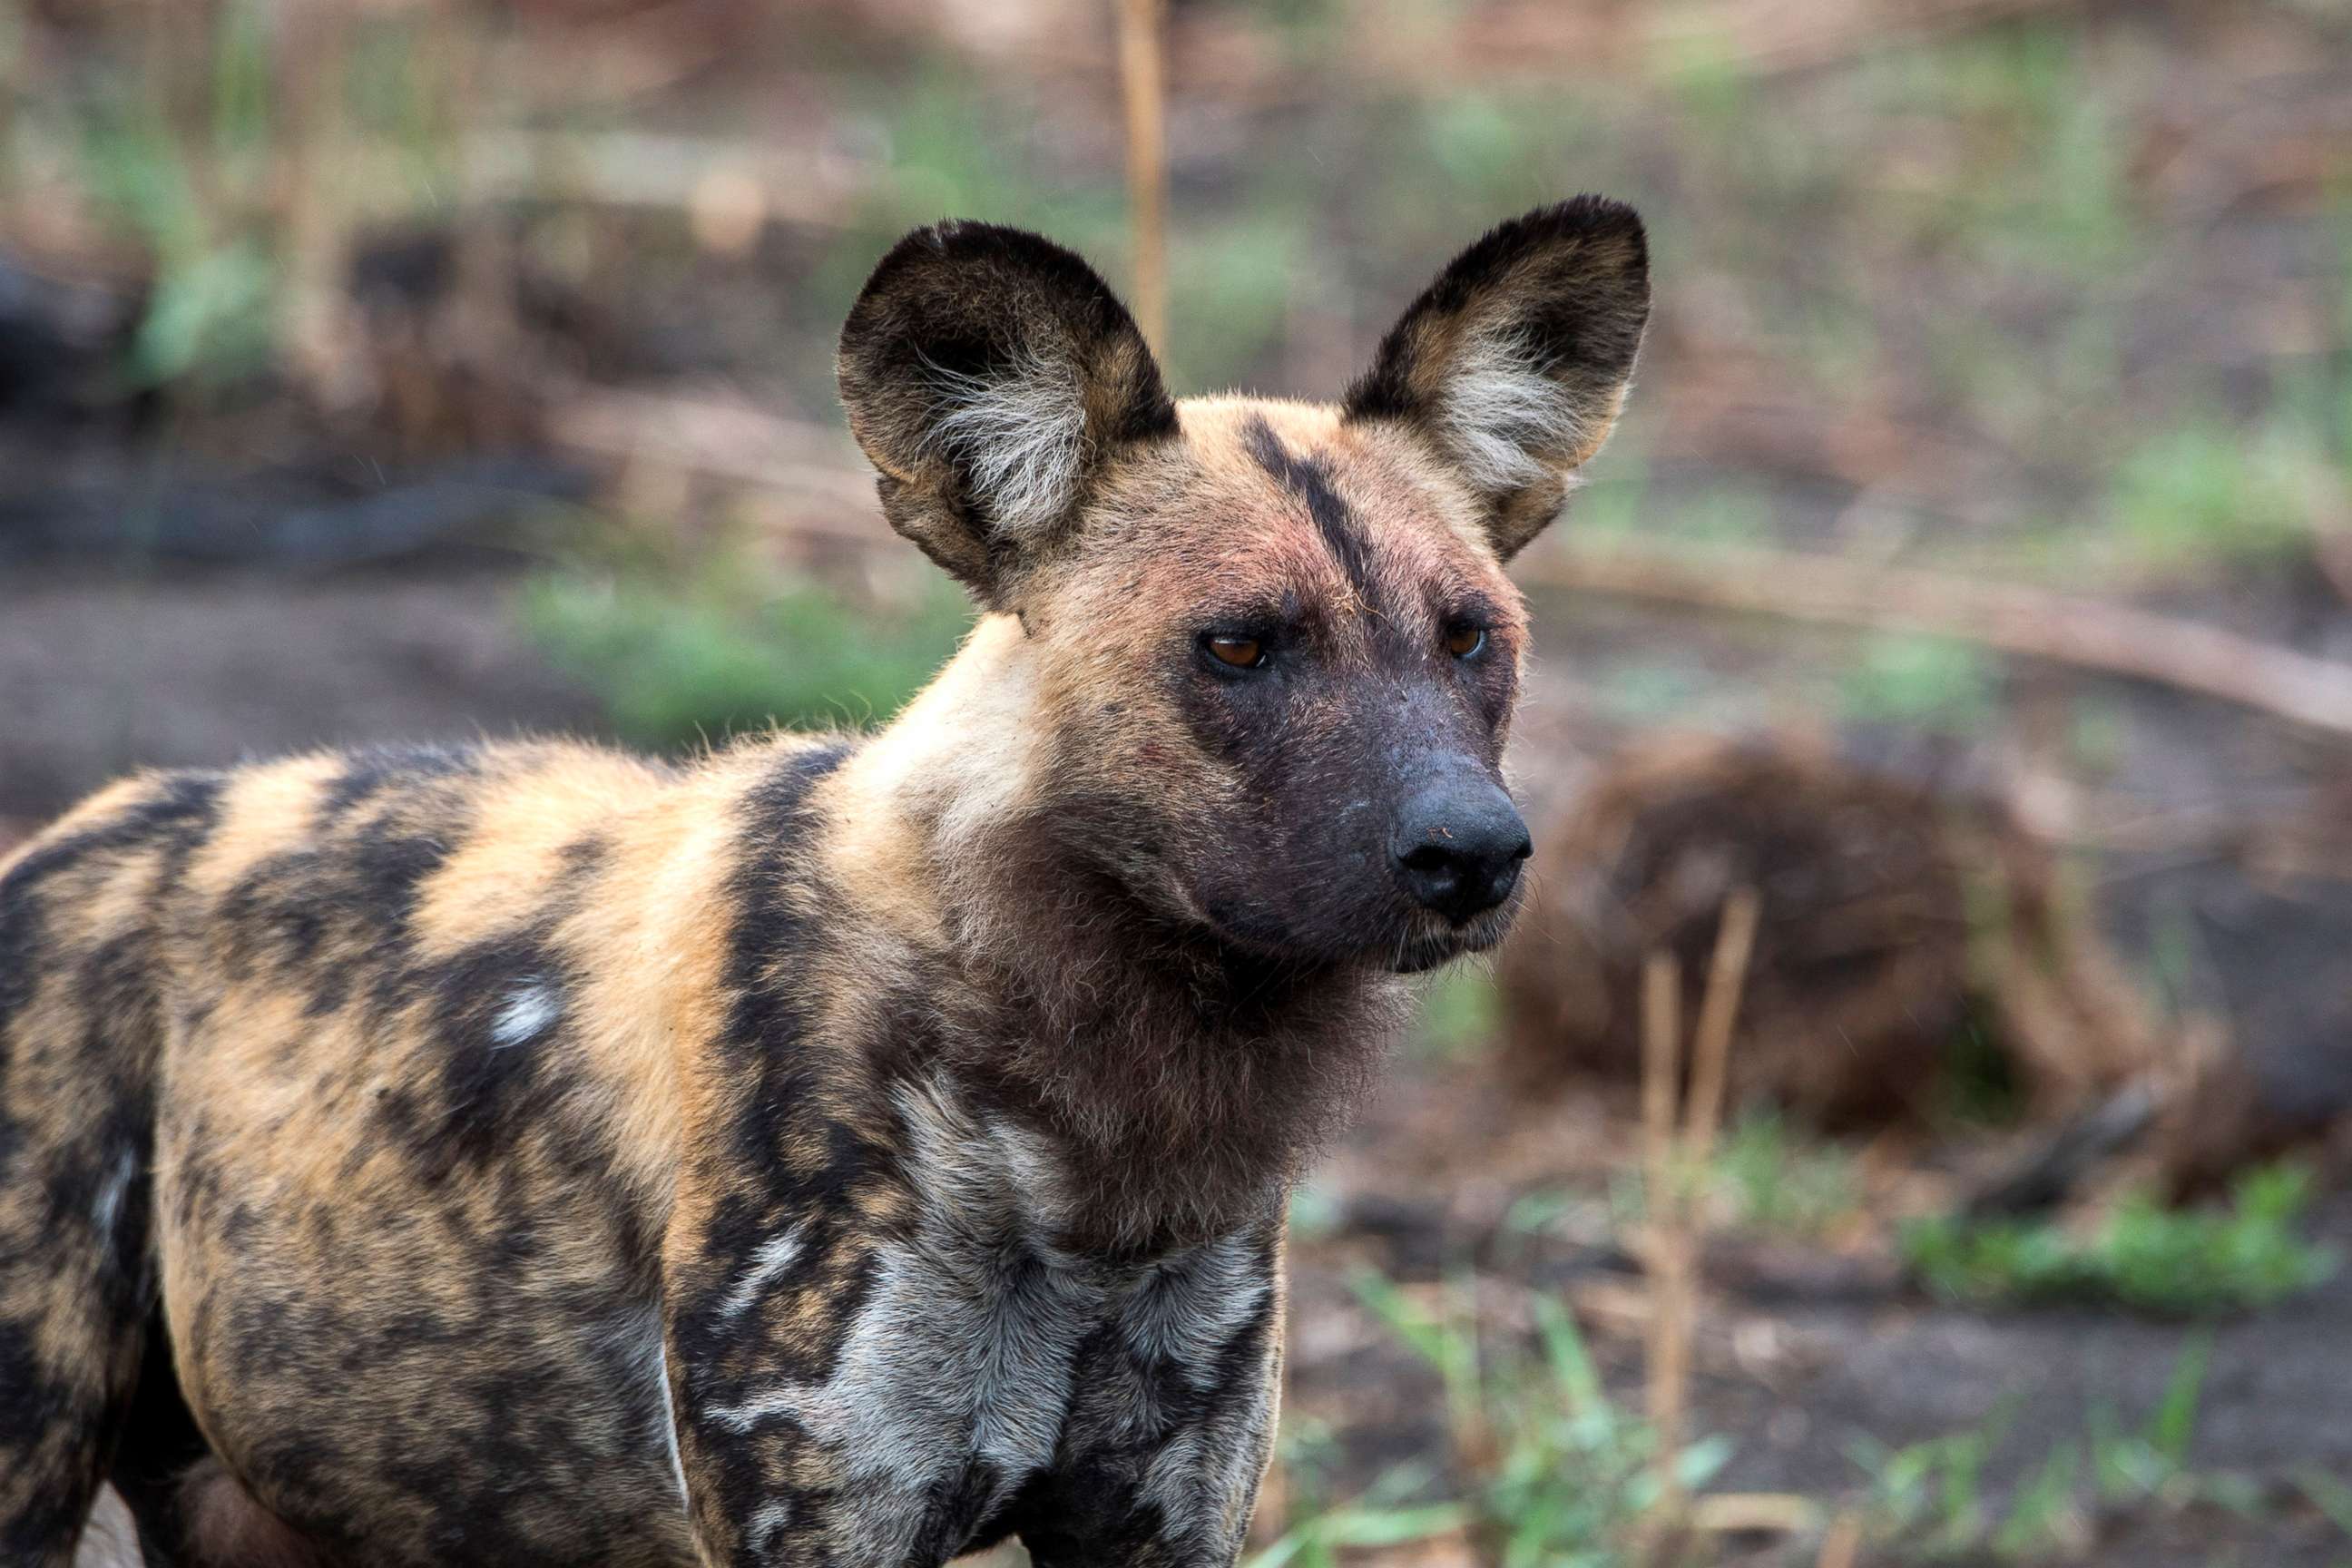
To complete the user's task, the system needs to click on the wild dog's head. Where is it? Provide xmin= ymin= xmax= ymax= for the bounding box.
xmin=840 ymin=201 xmax=1647 ymax=975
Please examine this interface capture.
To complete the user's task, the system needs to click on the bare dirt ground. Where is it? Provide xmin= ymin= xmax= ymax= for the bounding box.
xmin=0 ymin=564 xmax=600 ymax=825
xmin=1288 ymin=1063 xmax=2352 ymax=1567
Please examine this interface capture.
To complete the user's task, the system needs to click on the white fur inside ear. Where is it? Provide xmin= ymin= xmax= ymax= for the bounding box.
xmin=1436 ymin=331 xmax=1592 ymax=497
xmin=924 ymin=351 xmax=1089 ymax=539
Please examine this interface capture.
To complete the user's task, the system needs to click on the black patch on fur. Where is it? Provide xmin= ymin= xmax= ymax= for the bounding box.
xmin=556 ymin=830 xmax=609 ymax=878
xmin=684 ymin=740 xmax=872 ymax=1307
xmin=216 ymin=850 xmax=333 ymax=980
xmin=218 ymin=761 xmax=474 ymax=1015
xmin=0 ymin=1316 xmax=66 ymax=1448
xmin=318 ymin=744 xmax=474 ymax=822
xmin=1241 ymin=415 xmax=1376 ymax=601
xmin=717 ymin=741 xmax=855 ymax=1160
xmin=350 ymin=822 xmax=456 ymax=938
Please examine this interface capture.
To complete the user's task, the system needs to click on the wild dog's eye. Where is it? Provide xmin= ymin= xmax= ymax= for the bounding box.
xmin=1205 ymin=634 xmax=1267 ymax=670
xmin=1444 ymin=623 xmax=1488 ymax=660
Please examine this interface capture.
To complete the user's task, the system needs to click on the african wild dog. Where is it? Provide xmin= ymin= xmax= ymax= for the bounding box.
xmin=1 ymin=198 xmax=1649 ymax=1567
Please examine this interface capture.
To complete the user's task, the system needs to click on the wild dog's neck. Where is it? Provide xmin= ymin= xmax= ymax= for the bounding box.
xmin=832 ymin=614 xmax=1405 ymax=1251
xmin=842 ymin=613 xmax=1044 ymax=886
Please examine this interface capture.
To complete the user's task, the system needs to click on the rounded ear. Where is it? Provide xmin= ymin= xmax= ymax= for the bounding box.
xmin=837 ymin=220 xmax=1178 ymax=602
xmin=1343 ymin=197 xmax=1651 ymax=560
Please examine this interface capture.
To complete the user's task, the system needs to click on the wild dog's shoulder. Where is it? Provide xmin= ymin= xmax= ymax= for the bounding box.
xmin=1 ymin=768 xmax=236 ymax=994
xmin=2 ymin=767 xmax=228 ymax=884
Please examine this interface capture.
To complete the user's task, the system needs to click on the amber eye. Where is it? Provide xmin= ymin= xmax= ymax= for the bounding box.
xmin=1445 ymin=623 xmax=1488 ymax=659
xmin=1206 ymin=635 xmax=1267 ymax=670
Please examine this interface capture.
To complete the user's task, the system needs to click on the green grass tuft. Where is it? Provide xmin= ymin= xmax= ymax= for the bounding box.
xmin=1711 ymin=1110 xmax=1861 ymax=1238
xmin=1269 ymin=1276 xmax=1730 ymax=1568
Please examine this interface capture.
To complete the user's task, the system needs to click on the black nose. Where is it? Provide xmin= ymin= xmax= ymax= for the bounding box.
xmin=1392 ymin=779 xmax=1532 ymax=924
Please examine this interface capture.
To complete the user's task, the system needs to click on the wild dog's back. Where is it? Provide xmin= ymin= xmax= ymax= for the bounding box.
xmin=0 ymin=736 xmax=840 ymax=1565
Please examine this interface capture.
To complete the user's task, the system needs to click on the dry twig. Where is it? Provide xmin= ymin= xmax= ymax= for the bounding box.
xmin=1688 ymin=1492 xmax=1819 ymax=1535
xmin=1683 ymin=887 xmax=1761 ymax=1170
xmin=1641 ymin=955 xmax=1682 ymax=1197
xmin=1817 ymin=1511 xmax=1866 ymax=1568
xmin=1638 ymin=953 xmax=1690 ymax=1524
xmin=1115 ymin=0 xmax=1170 ymax=351
xmin=1636 ymin=892 xmax=1760 ymax=1538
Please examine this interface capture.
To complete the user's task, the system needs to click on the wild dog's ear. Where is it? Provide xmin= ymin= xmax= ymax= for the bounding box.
xmin=838 ymin=220 xmax=1177 ymax=601
xmin=1344 ymin=197 xmax=1650 ymax=560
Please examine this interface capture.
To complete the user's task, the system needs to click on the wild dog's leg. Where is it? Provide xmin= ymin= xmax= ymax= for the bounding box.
xmin=664 ymin=1227 xmax=858 ymax=1564
xmin=661 ymin=1073 xmax=994 ymax=1567
xmin=1014 ymin=1230 xmax=1287 ymax=1568
xmin=0 ymin=778 xmax=216 ymax=1566
xmin=661 ymin=1123 xmax=918 ymax=1567
xmin=179 ymin=1457 xmax=329 ymax=1568
xmin=660 ymin=741 xmax=876 ymax=1565
xmin=70 ymin=1485 xmax=145 ymax=1568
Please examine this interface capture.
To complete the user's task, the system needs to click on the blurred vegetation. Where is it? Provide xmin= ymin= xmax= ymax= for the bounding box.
xmin=13 ymin=0 xmax=2350 ymax=600
xmin=1838 ymin=634 xmax=2000 ymax=733
xmin=1847 ymin=1332 xmax=2227 ymax=1561
xmin=1410 ymin=967 xmax=1500 ymax=1062
xmin=520 ymin=542 xmax=973 ymax=749
xmin=1900 ymin=1163 xmax=2339 ymax=1317
xmin=1592 ymin=1108 xmax=1864 ymax=1243
xmin=1708 ymin=1109 xmax=1861 ymax=1240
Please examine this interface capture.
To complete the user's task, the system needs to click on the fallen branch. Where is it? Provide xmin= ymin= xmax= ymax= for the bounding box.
xmin=1523 ymin=536 xmax=2352 ymax=743
xmin=545 ymin=388 xmax=886 ymax=529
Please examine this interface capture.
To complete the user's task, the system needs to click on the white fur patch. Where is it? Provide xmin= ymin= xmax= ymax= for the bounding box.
xmin=1436 ymin=330 xmax=1588 ymax=496
xmin=641 ymin=1323 xmax=691 ymax=1506
xmin=924 ymin=352 xmax=1088 ymax=538
xmin=701 ymin=1079 xmax=1103 ymax=1562
xmin=92 ymin=1150 xmax=137 ymax=1239
xmin=717 ymin=1228 xmax=804 ymax=1320
xmin=73 ymin=1485 xmax=146 ymax=1568
xmin=491 ymin=981 xmax=559 ymax=1047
